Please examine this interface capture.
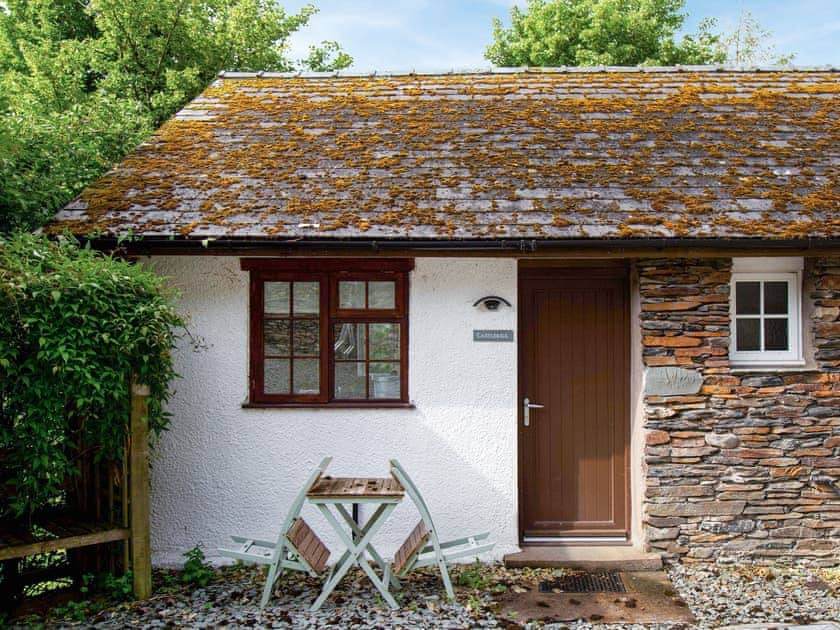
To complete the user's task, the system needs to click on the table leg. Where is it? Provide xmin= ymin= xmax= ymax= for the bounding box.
xmin=310 ymin=503 xmax=399 ymax=611
xmin=322 ymin=504 xmax=383 ymax=587
xmin=335 ymin=504 xmax=401 ymax=590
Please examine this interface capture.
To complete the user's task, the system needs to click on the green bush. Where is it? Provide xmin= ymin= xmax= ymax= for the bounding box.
xmin=0 ymin=232 xmax=185 ymax=518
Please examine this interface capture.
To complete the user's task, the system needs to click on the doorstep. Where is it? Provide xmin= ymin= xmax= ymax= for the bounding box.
xmin=504 ymin=545 xmax=663 ymax=571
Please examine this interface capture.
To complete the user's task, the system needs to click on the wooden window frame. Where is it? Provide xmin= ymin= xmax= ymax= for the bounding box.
xmin=242 ymin=258 xmax=413 ymax=407
xmin=331 ymin=272 xmax=406 ymax=318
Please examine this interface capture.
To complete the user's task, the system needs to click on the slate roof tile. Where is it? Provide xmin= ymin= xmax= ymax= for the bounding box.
xmin=48 ymin=68 xmax=840 ymax=241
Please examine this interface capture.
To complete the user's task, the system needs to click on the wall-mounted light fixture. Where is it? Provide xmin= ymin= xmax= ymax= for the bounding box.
xmin=473 ymin=295 xmax=512 ymax=311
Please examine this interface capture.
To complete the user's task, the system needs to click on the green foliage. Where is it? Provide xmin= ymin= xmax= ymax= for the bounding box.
xmin=96 ymin=569 xmax=134 ymax=600
xmin=0 ymin=232 xmax=185 ymax=518
xmin=485 ymin=0 xmax=727 ymax=66
xmin=303 ymin=40 xmax=354 ymax=72
xmin=86 ymin=0 xmax=352 ymax=125
xmin=0 ymin=1 xmax=353 ymax=232
xmin=0 ymin=99 xmax=150 ymax=233
xmin=53 ymin=598 xmax=91 ymax=622
xmin=50 ymin=571 xmax=133 ymax=620
xmin=455 ymin=561 xmax=490 ymax=589
xmin=485 ymin=1 xmax=794 ymax=69
xmin=182 ymin=544 xmax=215 ymax=587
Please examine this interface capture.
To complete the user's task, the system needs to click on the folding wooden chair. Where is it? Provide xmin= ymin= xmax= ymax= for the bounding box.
xmin=386 ymin=459 xmax=495 ymax=600
xmin=218 ymin=456 xmax=332 ymax=609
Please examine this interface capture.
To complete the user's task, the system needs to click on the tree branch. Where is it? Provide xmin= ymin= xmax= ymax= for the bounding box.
xmin=149 ymin=0 xmax=191 ymax=98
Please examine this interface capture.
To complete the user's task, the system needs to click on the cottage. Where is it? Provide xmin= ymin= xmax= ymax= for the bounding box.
xmin=48 ymin=67 xmax=840 ymax=568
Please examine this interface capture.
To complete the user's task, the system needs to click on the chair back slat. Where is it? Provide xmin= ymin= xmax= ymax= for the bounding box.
xmin=272 ymin=456 xmax=332 ymax=562
xmin=286 ymin=517 xmax=330 ymax=574
xmin=392 ymin=519 xmax=429 ymax=574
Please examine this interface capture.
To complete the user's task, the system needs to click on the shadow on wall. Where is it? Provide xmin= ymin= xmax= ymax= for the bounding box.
xmin=149 ymin=405 xmax=517 ymax=567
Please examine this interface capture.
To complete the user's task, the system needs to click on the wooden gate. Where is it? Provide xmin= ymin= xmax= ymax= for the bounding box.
xmin=0 ymin=383 xmax=152 ymax=608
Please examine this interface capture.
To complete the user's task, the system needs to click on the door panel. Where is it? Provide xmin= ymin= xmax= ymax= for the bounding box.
xmin=519 ymin=269 xmax=630 ymax=539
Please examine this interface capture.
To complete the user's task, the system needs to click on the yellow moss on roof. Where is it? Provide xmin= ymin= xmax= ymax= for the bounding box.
xmin=49 ymin=70 xmax=840 ymax=241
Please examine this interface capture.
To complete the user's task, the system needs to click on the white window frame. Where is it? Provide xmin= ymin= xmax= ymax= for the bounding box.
xmin=730 ymin=257 xmax=804 ymax=368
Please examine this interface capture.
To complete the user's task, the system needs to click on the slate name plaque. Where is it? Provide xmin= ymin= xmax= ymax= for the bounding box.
xmin=645 ymin=366 xmax=704 ymax=396
xmin=474 ymin=329 xmax=514 ymax=342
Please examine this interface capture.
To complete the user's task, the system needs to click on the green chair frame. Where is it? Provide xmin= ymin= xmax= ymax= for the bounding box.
xmin=218 ymin=456 xmax=333 ymax=609
xmin=386 ymin=459 xmax=495 ymax=600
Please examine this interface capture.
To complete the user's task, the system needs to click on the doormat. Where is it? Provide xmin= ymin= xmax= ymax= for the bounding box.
xmin=538 ymin=572 xmax=626 ymax=593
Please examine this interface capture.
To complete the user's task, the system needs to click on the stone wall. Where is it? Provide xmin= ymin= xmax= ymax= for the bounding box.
xmin=640 ymin=257 xmax=840 ymax=566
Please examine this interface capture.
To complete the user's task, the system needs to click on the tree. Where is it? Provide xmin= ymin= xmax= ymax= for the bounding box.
xmin=86 ymin=0 xmax=352 ymax=124
xmin=485 ymin=0 xmax=726 ymax=67
xmin=721 ymin=10 xmax=795 ymax=66
xmin=0 ymin=1 xmax=353 ymax=232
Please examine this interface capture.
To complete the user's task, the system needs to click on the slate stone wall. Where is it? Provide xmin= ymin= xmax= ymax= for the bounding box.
xmin=640 ymin=257 xmax=840 ymax=566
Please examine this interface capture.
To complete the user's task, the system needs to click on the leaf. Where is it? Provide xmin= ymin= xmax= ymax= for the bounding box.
xmin=52 ymin=289 xmax=62 ymax=302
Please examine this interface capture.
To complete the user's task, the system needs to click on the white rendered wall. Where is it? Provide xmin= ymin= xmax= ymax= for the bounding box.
xmin=144 ymin=256 xmax=520 ymax=566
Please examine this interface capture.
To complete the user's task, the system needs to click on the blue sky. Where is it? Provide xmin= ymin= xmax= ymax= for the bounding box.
xmin=282 ymin=0 xmax=839 ymax=71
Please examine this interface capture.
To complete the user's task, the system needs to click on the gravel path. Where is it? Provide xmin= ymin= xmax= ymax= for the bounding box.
xmin=12 ymin=562 xmax=839 ymax=628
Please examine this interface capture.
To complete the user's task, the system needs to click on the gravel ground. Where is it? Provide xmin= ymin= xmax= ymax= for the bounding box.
xmin=11 ymin=562 xmax=840 ymax=629
xmin=666 ymin=563 xmax=840 ymax=628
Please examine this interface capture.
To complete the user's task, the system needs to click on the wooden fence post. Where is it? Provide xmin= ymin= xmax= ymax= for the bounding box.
xmin=129 ymin=381 xmax=152 ymax=599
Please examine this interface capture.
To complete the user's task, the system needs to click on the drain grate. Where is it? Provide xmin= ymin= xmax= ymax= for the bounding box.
xmin=538 ymin=572 xmax=626 ymax=593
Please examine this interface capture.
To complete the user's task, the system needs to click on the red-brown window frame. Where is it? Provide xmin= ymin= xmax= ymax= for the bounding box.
xmin=241 ymin=258 xmax=413 ymax=407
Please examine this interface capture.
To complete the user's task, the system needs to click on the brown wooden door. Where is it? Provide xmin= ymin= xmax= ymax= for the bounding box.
xmin=519 ymin=267 xmax=630 ymax=539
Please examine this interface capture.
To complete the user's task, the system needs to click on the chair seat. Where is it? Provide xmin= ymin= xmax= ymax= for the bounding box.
xmin=393 ymin=519 xmax=429 ymax=575
xmin=286 ymin=517 xmax=330 ymax=574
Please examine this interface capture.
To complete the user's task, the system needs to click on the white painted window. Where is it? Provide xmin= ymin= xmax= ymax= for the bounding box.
xmin=730 ymin=257 xmax=803 ymax=367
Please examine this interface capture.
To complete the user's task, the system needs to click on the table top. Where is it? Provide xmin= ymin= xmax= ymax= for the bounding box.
xmin=307 ymin=476 xmax=404 ymax=501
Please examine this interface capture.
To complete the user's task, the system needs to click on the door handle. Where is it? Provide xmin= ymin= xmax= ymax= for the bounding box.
xmin=523 ymin=397 xmax=544 ymax=427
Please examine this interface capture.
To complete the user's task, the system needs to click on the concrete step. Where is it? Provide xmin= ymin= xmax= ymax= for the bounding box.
xmin=504 ymin=545 xmax=663 ymax=571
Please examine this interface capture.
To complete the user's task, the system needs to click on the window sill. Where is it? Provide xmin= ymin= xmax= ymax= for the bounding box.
xmin=242 ymin=401 xmax=416 ymax=410
xmin=730 ymin=361 xmax=816 ymax=374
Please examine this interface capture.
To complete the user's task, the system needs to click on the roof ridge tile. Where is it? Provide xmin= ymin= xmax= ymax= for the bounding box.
xmin=216 ymin=65 xmax=839 ymax=80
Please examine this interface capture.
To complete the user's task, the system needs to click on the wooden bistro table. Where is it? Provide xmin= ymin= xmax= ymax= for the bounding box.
xmin=306 ymin=476 xmax=404 ymax=610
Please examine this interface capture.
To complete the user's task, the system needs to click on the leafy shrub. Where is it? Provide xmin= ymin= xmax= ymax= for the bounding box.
xmin=0 ymin=233 xmax=185 ymax=517
xmin=97 ymin=570 xmax=134 ymax=600
xmin=53 ymin=598 xmax=91 ymax=622
xmin=50 ymin=570 xmax=133 ymax=621
xmin=182 ymin=545 xmax=214 ymax=587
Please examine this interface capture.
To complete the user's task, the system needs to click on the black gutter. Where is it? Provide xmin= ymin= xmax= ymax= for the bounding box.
xmin=86 ymin=235 xmax=840 ymax=254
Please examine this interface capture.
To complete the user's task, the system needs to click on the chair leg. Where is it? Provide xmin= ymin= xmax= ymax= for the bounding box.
xmin=437 ymin=558 xmax=455 ymax=601
xmin=260 ymin=562 xmax=284 ymax=609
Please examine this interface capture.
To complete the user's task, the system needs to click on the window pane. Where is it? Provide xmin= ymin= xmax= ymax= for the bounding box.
xmin=293 ymin=358 xmax=320 ymax=394
xmin=369 ymin=281 xmax=396 ymax=309
xmin=735 ymin=282 xmax=760 ymax=315
xmin=334 ymin=323 xmax=366 ymax=360
xmin=764 ymin=281 xmax=789 ymax=315
xmin=293 ymin=282 xmax=320 ymax=315
xmin=264 ymin=359 xmax=290 ymax=394
xmin=264 ymin=282 xmax=290 ymax=315
xmin=339 ymin=281 xmax=365 ymax=309
xmin=369 ymin=323 xmax=400 ymax=360
xmin=264 ymin=319 xmax=290 ymax=355
xmin=370 ymin=363 xmax=400 ymax=399
xmin=335 ymin=362 xmax=366 ymax=398
xmin=293 ymin=319 xmax=320 ymax=355
xmin=736 ymin=318 xmax=760 ymax=351
xmin=764 ymin=318 xmax=789 ymax=351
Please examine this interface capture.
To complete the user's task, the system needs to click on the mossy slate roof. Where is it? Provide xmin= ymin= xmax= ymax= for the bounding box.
xmin=51 ymin=68 xmax=840 ymax=242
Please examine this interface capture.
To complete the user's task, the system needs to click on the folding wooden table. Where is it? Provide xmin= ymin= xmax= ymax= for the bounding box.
xmin=306 ymin=476 xmax=404 ymax=611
